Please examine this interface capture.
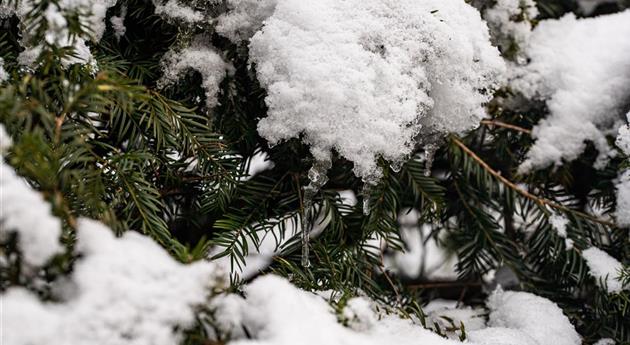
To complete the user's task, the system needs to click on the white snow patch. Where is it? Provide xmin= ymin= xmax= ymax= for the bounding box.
xmin=0 ymin=156 xmax=63 ymax=267
xmin=159 ymin=38 xmax=233 ymax=109
xmin=514 ymin=10 xmax=630 ymax=171
xmin=249 ymin=0 xmax=505 ymax=180
xmin=216 ymin=0 xmax=278 ymax=43
xmin=483 ymin=0 xmax=538 ymax=61
xmin=485 ymin=288 xmax=581 ymax=345
xmin=3 ymin=218 xmax=224 ymax=345
xmin=153 ymin=0 xmax=205 ymax=23
xmin=582 ymin=246 xmax=626 ymax=293
xmin=0 ymin=57 xmax=8 ymax=82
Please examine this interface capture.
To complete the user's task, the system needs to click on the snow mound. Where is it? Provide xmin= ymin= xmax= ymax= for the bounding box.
xmin=582 ymin=247 xmax=626 ymax=293
xmin=4 ymin=218 xmax=223 ymax=345
xmin=486 ymin=288 xmax=581 ymax=345
xmin=513 ymin=10 xmax=630 ymax=171
xmin=249 ymin=0 xmax=505 ymax=180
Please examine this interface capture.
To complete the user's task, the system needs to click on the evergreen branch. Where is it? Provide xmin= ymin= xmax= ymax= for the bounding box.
xmin=451 ymin=136 xmax=616 ymax=228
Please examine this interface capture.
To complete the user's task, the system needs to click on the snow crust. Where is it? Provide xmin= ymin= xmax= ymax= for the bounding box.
xmin=249 ymin=0 xmax=505 ymax=179
xmin=582 ymin=247 xmax=626 ymax=293
xmin=4 ymin=219 xmax=223 ymax=345
xmin=514 ymin=10 xmax=630 ymax=171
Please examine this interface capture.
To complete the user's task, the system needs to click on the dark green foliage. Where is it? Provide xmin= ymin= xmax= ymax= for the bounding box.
xmin=1 ymin=0 xmax=628 ymax=344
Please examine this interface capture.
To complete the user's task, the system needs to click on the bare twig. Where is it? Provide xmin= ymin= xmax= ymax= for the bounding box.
xmin=481 ymin=119 xmax=532 ymax=134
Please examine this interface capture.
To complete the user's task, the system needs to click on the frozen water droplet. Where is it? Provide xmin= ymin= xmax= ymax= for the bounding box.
xmin=300 ymin=159 xmax=331 ymax=268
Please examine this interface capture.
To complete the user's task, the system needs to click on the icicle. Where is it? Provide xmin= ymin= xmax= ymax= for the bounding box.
xmin=361 ymin=180 xmax=377 ymax=216
xmin=300 ymin=159 xmax=331 ymax=267
xmin=422 ymin=143 xmax=438 ymax=176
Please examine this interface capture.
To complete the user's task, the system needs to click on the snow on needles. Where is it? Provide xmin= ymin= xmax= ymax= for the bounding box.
xmin=0 ymin=126 xmax=63 ymax=267
xmin=4 ymin=219 xmax=224 ymax=345
xmin=159 ymin=37 xmax=233 ymax=109
xmin=214 ymin=275 xmax=581 ymax=345
xmin=582 ymin=247 xmax=626 ymax=294
xmin=513 ymin=10 xmax=630 ymax=172
xmin=216 ymin=0 xmax=278 ymax=43
xmin=249 ymin=0 xmax=505 ymax=180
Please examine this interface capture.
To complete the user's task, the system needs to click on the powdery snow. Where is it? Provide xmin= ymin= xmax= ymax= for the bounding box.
xmin=0 ymin=132 xmax=63 ymax=267
xmin=212 ymin=275 xmax=582 ymax=345
xmin=216 ymin=0 xmax=278 ymax=43
xmin=153 ymin=0 xmax=205 ymax=23
xmin=9 ymin=0 xmax=118 ymax=69
xmin=483 ymin=0 xmax=538 ymax=61
xmin=582 ymin=247 xmax=626 ymax=293
xmin=514 ymin=10 xmax=630 ymax=172
xmin=485 ymin=288 xmax=581 ymax=345
xmin=249 ymin=0 xmax=505 ymax=180
xmin=3 ymin=218 xmax=224 ymax=345
xmin=159 ymin=38 xmax=233 ymax=109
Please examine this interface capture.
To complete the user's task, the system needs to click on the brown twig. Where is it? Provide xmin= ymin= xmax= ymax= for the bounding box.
xmin=480 ymin=119 xmax=532 ymax=134
xmin=451 ymin=137 xmax=616 ymax=228
xmin=406 ymin=281 xmax=482 ymax=289
xmin=378 ymin=251 xmax=402 ymax=305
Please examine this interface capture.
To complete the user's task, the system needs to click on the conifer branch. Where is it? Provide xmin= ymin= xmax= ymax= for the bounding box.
xmin=451 ymin=136 xmax=616 ymax=228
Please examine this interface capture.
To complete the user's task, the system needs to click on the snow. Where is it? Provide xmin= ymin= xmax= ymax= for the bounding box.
xmin=577 ymin=0 xmax=621 ymax=14
xmin=159 ymin=37 xmax=233 ymax=109
xmin=110 ymin=4 xmax=127 ymax=40
xmin=617 ymin=112 xmax=630 ymax=156
xmin=152 ymin=0 xmax=205 ymax=23
xmin=209 ymin=275 xmax=583 ymax=345
xmin=0 ymin=144 xmax=63 ymax=267
xmin=0 ymin=57 xmax=8 ymax=83
xmin=514 ymin=10 xmax=630 ymax=172
xmin=485 ymin=288 xmax=581 ymax=345
xmin=616 ymin=171 xmax=630 ymax=227
xmin=616 ymin=113 xmax=630 ymax=227
xmin=549 ymin=213 xmax=574 ymax=249
xmin=483 ymin=0 xmax=538 ymax=61
xmin=225 ymin=275 xmax=461 ymax=345
xmin=593 ymin=339 xmax=616 ymax=345
xmin=582 ymin=247 xmax=626 ymax=293
xmin=249 ymin=0 xmax=505 ymax=180
xmin=11 ymin=0 xmax=117 ymax=69
xmin=216 ymin=0 xmax=278 ymax=43
xmin=3 ymin=218 xmax=224 ymax=345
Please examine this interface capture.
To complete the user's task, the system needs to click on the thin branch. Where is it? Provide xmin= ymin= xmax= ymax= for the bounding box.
xmin=481 ymin=119 xmax=532 ymax=134
xmin=451 ymin=137 xmax=616 ymax=228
